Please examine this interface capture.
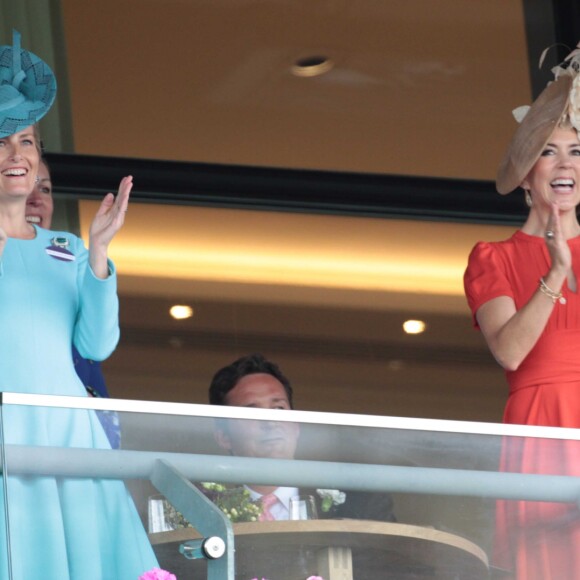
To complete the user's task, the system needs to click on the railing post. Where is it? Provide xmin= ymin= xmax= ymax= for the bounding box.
xmin=150 ymin=459 xmax=235 ymax=580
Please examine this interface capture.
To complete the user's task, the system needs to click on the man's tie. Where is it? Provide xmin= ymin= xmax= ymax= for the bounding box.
xmin=258 ymin=493 xmax=279 ymax=521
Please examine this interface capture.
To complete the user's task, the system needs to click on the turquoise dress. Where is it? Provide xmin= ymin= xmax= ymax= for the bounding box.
xmin=0 ymin=226 xmax=158 ymax=579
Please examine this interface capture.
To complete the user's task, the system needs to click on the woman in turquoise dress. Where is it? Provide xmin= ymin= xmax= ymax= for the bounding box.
xmin=0 ymin=32 xmax=160 ymax=578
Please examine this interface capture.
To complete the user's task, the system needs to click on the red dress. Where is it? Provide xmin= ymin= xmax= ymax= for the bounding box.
xmin=465 ymin=230 xmax=580 ymax=580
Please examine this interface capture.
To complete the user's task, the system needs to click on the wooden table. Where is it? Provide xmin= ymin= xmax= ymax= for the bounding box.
xmin=151 ymin=520 xmax=489 ymax=579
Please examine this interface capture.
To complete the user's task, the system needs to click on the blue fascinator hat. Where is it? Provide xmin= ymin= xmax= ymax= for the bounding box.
xmin=0 ymin=30 xmax=56 ymax=138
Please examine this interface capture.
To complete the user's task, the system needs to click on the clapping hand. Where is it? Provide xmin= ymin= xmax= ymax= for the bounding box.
xmin=544 ymin=202 xmax=572 ymax=274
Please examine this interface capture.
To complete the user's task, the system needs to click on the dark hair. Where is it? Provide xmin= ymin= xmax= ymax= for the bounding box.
xmin=208 ymin=353 xmax=293 ymax=408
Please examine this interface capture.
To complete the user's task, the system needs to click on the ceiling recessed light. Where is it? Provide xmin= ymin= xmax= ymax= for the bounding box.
xmin=170 ymin=305 xmax=194 ymax=320
xmin=403 ymin=319 xmax=426 ymax=335
xmin=291 ymin=55 xmax=334 ymax=78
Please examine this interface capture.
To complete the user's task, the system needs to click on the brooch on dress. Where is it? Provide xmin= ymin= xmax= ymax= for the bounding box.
xmin=46 ymin=236 xmax=75 ymax=262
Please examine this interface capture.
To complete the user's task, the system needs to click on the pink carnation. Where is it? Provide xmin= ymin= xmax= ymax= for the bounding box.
xmin=139 ymin=568 xmax=176 ymax=580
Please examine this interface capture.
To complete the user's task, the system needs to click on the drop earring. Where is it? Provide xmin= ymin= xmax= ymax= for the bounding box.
xmin=525 ymin=190 xmax=533 ymax=208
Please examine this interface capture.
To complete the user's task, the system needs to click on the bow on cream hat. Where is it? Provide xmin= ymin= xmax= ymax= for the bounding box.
xmin=496 ymin=42 xmax=580 ymax=194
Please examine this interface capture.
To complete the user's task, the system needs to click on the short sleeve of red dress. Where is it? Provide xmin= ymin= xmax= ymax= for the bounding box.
xmin=464 ymin=242 xmax=515 ymax=329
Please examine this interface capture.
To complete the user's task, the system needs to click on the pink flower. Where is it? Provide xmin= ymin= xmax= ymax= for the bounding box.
xmin=306 ymin=577 xmax=325 ymax=580
xmin=139 ymin=568 xmax=176 ymax=580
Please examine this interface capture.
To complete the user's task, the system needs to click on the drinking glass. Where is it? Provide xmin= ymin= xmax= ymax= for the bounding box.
xmin=147 ymin=494 xmax=186 ymax=533
xmin=290 ymin=494 xmax=318 ymax=520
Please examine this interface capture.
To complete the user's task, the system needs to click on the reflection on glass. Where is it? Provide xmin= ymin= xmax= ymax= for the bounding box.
xmin=13 ymin=400 xmax=576 ymax=576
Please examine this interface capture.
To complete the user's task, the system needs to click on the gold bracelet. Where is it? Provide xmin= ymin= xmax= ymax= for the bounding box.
xmin=539 ymin=277 xmax=566 ymax=305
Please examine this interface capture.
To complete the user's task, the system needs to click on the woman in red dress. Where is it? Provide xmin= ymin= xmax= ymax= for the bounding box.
xmin=464 ymin=45 xmax=580 ymax=579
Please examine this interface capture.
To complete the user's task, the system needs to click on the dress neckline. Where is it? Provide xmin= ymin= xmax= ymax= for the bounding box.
xmin=514 ymin=229 xmax=580 ymax=245
xmin=13 ymin=224 xmax=37 ymax=240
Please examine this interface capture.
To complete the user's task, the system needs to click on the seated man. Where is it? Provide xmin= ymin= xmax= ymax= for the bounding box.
xmin=208 ymin=353 xmax=396 ymax=522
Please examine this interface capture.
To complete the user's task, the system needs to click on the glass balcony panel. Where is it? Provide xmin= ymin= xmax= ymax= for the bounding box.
xmin=1 ymin=393 xmax=579 ymax=580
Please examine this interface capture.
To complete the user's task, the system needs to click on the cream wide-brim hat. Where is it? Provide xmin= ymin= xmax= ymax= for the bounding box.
xmin=496 ymin=74 xmax=572 ymax=195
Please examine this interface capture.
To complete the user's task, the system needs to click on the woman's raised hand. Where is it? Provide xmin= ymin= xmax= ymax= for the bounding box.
xmin=88 ymin=175 xmax=133 ymax=279
xmin=89 ymin=175 xmax=132 ymax=248
xmin=544 ymin=202 xmax=572 ymax=275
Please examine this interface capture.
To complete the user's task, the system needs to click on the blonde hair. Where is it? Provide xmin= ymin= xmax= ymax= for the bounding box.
xmin=32 ymin=124 xmax=42 ymax=154
xmin=558 ymin=115 xmax=573 ymax=130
